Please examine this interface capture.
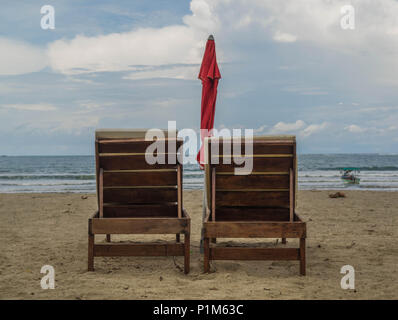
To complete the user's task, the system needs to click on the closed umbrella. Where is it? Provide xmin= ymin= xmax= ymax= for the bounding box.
xmin=196 ymin=34 xmax=221 ymax=167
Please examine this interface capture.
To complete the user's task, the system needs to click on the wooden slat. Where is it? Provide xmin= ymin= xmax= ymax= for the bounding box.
xmin=213 ymin=157 xmax=293 ymax=172
xmin=103 ymin=170 xmax=177 ymax=187
xmin=300 ymin=238 xmax=306 ymax=275
xmin=99 ymin=168 xmax=104 ymax=218
xmin=204 ymin=221 xmax=306 ymax=238
xmin=95 ymin=141 xmax=100 ymax=207
xmin=293 ymin=141 xmax=297 ymax=214
xmin=204 ymin=238 xmax=210 ymax=273
xmin=177 ymin=164 xmax=182 ymax=218
xmin=290 ymin=168 xmax=294 ymax=221
xmin=216 ymin=191 xmax=289 ymax=207
xmin=100 ymin=153 xmax=180 ymax=156
xmin=91 ymin=217 xmax=189 ymax=234
xmin=212 ymin=167 xmax=216 ymax=221
xmin=209 ymin=142 xmax=293 ymax=156
xmin=100 ymin=155 xmax=178 ymax=170
xmin=216 ymin=174 xmax=289 ymax=189
xmin=216 ymin=171 xmax=289 ymax=175
xmin=212 ymin=154 xmax=293 ymax=158
xmin=103 ymin=204 xmax=177 ymax=218
xmin=210 ymin=247 xmax=300 ymax=260
xmin=215 ymin=207 xmax=290 ymax=221
xmin=99 ymin=139 xmax=182 ymax=153
xmin=93 ymin=243 xmax=184 ymax=256
xmin=88 ymin=219 xmax=94 ymax=271
xmin=103 ymin=187 xmax=177 ymax=204
xmin=216 ymin=142 xmax=293 ymax=154
xmin=184 ymin=231 xmax=190 ymax=274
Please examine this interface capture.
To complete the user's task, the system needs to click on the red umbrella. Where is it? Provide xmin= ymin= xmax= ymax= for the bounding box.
xmin=196 ymin=34 xmax=221 ymax=167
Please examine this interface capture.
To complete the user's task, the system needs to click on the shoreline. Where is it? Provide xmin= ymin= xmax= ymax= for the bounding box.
xmin=0 ymin=190 xmax=397 ymax=299
xmin=1 ymin=188 xmax=398 ymax=195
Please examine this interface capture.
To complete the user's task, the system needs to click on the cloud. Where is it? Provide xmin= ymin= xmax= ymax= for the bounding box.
xmin=2 ymin=1 xmax=398 ymax=154
xmin=267 ymin=120 xmax=327 ymax=137
xmin=0 ymin=38 xmax=47 ymax=75
xmin=301 ymin=122 xmax=328 ymax=137
xmin=254 ymin=124 xmax=268 ymax=133
xmin=270 ymin=120 xmax=306 ymax=133
xmin=17 ymin=113 xmax=100 ymax=136
xmin=47 ymin=0 xmax=217 ymax=75
xmin=6 ymin=0 xmax=398 ymax=80
xmin=283 ymin=86 xmax=328 ymax=96
xmin=124 ymin=65 xmax=198 ymax=80
xmin=345 ymin=124 xmax=366 ymax=133
xmin=343 ymin=123 xmax=398 ymax=136
xmin=273 ymin=31 xmax=297 ymax=43
xmin=38 ymin=0 xmax=398 ymax=90
xmin=1 ymin=104 xmax=56 ymax=111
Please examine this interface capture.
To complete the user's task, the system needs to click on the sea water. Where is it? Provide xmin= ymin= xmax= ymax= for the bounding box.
xmin=0 ymin=154 xmax=397 ymax=193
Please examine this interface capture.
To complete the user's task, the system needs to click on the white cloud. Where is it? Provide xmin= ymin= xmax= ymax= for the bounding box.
xmin=345 ymin=124 xmax=366 ymax=133
xmin=49 ymin=116 xmax=100 ymax=135
xmin=254 ymin=124 xmax=268 ymax=133
xmin=124 ymin=65 xmax=198 ymax=80
xmin=47 ymin=0 xmax=218 ymax=75
xmin=270 ymin=120 xmax=306 ymax=133
xmin=273 ymin=31 xmax=297 ymax=43
xmin=283 ymin=86 xmax=328 ymax=96
xmin=268 ymin=120 xmax=327 ymax=137
xmin=0 ymin=38 xmax=47 ymax=75
xmin=18 ymin=113 xmax=100 ymax=136
xmin=301 ymin=122 xmax=328 ymax=137
xmin=2 ymin=104 xmax=56 ymax=111
xmin=5 ymin=0 xmax=398 ymax=81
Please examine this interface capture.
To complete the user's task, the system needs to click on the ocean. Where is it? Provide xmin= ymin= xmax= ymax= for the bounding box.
xmin=0 ymin=154 xmax=397 ymax=193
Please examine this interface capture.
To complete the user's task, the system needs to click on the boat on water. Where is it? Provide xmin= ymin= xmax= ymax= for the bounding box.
xmin=340 ymin=167 xmax=360 ymax=184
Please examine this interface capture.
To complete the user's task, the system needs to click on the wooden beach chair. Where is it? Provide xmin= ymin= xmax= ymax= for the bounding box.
xmin=202 ymin=135 xmax=306 ymax=275
xmin=88 ymin=129 xmax=190 ymax=273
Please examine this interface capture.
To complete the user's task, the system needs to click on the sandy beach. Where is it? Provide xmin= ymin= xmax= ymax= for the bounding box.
xmin=0 ymin=190 xmax=396 ymax=300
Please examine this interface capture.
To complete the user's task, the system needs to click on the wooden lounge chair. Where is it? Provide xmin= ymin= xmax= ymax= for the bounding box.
xmin=202 ymin=135 xmax=306 ymax=275
xmin=88 ymin=129 xmax=190 ymax=273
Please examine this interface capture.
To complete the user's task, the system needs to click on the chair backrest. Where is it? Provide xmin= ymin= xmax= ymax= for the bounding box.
xmin=204 ymin=135 xmax=297 ymax=222
xmin=95 ymin=129 xmax=183 ymax=218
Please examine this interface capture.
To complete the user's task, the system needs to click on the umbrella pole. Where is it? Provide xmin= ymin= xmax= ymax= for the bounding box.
xmin=200 ymin=173 xmax=206 ymax=254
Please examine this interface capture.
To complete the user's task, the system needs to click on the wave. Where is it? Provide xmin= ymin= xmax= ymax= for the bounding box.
xmin=315 ymin=166 xmax=398 ymax=171
xmin=1 ymin=153 xmax=397 ymax=192
xmin=0 ymin=174 xmax=95 ymax=180
xmin=0 ymin=181 xmax=95 ymax=187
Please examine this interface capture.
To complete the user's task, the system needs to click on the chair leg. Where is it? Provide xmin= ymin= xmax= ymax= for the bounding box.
xmin=176 ymin=234 xmax=180 ymax=243
xmin=184 ymin=233 xmax=190 ymax=274
xmin=300 ymin=238 xmax=306 ymax=276
xmin=106 ymin=234 xmax=111 ymax=242
xmin=282 ymin=238 xmax=287 ymax=244
xmin=204 ymin=238 xmax=210 ymax=273
xmin=88 ymin=233 xmax=94 ymax=271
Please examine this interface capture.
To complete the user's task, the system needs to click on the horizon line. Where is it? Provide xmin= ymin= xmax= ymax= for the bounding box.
xmin=1 ymin=152 xmax=397 ymax=157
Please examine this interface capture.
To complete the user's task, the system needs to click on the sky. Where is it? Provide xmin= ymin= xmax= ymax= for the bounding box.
xmin=1 ymin=0 xmax=398 ymax=155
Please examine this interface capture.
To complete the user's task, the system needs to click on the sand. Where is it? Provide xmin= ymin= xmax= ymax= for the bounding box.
xmin=0 ymin=190 xmax=397 ymax=300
